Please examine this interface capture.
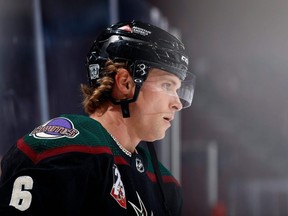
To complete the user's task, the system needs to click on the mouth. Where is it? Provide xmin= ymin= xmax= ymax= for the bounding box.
xmin=163 ymin=115 xmax=174 ymax=122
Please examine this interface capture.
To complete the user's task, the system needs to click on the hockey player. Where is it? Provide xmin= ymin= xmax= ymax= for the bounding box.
xmin=0 ymin=20 xmax=195 ymax=215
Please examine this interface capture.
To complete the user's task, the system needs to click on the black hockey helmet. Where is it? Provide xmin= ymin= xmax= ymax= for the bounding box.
xmin=86 ymin=20 xmax=195 ymax=117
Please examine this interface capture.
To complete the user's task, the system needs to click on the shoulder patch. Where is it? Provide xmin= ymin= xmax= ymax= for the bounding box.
xmin=29 ymin=117 xmax=79 ymax=139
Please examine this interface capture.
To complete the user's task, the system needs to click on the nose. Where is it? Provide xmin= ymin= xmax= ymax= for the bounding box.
xmin=170 ymin=95 xmax=183 ymax=111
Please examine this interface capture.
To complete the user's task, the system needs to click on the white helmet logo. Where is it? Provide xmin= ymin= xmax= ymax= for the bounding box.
xmin=181 ymin=56 xmax=188 ymax=65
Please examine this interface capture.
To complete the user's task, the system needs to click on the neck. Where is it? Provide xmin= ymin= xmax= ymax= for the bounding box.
xmin=90 ymin=108 xmax=139 ymax=153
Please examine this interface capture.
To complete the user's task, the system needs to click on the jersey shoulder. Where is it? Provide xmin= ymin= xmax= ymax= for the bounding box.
xmin=17 ymin=114 xmax=112 ymax=163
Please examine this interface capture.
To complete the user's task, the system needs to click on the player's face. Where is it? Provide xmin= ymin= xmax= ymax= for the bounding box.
xmin=128 ymin=68 xmax=182 ymax=141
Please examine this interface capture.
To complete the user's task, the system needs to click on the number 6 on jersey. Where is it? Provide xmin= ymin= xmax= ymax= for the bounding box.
xmin=9 ymin=176 xmax=33 ymax=211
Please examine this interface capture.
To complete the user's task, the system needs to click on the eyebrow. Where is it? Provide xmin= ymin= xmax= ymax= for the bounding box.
xmin=171 ymin=80 xmax=181 ymax=90
xmin=156 ymin=75 xmax=181 ymax=89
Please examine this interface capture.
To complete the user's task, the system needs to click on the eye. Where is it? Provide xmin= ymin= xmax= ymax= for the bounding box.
xmin=161 ymin=82 xmax=173 ymax=91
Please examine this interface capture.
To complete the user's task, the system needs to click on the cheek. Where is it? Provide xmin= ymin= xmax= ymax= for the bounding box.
xmin=141 ymin=90 xmax=166 ymax=108
xmin=131 ymin=90 xmax=169 ymax=119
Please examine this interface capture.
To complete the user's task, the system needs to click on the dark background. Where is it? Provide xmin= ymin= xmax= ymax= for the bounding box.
xmin=2 ymin=0 xmax=288 ymax=215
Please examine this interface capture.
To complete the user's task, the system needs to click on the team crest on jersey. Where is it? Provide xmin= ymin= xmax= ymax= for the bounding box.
xmin=110 ymin=164 xmax=127 ymax=209
xmin=29 ymin=117 xmax=79 ymax=139
xmin=129 ymin=192 xmax=154 ymax=216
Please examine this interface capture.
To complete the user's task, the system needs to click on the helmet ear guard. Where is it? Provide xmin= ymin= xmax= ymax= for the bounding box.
xmin=86 ymin=20 xmax=196 ymax=117
xmin=110 ymin=61 xmax=150 ymax=118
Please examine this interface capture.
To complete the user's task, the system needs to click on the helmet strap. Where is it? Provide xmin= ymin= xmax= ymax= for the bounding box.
xmin=110 ymin=83 xmax=142 ymax=118
xmin=110 ymin=62 xmax=149 ymax=118
xmin=120 ymin=100 xmax=130 ymax=118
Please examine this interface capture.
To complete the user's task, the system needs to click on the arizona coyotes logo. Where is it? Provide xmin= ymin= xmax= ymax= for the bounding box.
xmin=129 ymin=192 xmax=154 ymax=216
xmin=110 ymin=164 xmax=127 ymax=208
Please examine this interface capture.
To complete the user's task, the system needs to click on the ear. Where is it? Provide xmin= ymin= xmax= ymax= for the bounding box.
xmin=113 ymin=68 xmax=134 ymax=97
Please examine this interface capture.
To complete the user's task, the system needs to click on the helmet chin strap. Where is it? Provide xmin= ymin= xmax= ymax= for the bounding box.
xmin=110 ymin=83 xmax=142 ymax=118
xmin=120 ymin=100 xmax=130 ymax=118
xmin=110 ymin=62 xmax=149 ymax=118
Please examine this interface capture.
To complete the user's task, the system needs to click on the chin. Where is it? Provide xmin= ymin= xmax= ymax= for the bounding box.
xmin=143 ymin=128 xmax=167 ymax=142
xmin=144 ymin=133 xmax=165 ymax=142
xmin=154 ymin=133 xmax=166 ymax=141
